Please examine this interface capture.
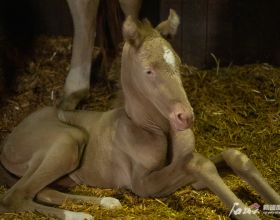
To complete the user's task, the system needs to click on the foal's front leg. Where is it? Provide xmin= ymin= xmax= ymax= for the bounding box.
xmin=131 ymin=129 xmax=196 ymax=197
xmin=61 ymin=0 xmax=100 ymax=110
xmin=212 ymin=149 xmax=280 ymax=204
xmin=131 ymin=156 xmax=195 ymax=198
xmin=185 ymin=153 xmax=260 ymax=220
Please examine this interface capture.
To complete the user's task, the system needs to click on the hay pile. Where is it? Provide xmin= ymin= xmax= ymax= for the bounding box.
xmin=0 ymin=37 xmax=279 ymax=219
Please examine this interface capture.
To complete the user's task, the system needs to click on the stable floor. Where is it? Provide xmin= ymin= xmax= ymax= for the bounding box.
xmin=0 ymin=37 xmax=279 ymax=220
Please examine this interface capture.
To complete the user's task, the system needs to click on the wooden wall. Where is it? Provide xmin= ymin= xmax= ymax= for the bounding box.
xmin=232 ymin=0 xmax=280 ymax=66
xmin=161 ymin=0 xmax=280 ymax=68
xmin=1 ymin=0 xmax=280 ymax=68
xmin=2 ymin=0 xmax=159 ymax=37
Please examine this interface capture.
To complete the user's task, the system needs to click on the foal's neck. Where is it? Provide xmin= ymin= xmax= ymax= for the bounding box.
xmin=124 ymin=90 xmax=169 ymax=135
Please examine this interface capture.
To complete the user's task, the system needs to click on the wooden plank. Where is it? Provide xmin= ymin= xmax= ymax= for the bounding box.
xmin=206 ymin=0 xmax=233 ymax=67
xmin=160 ymin=0 xmax=183 ymax=60
xmin=257 ymin=0 xmax=280 ymax=65
xmin=56 ymin=0 xmax=73 ymax=36
xmin=181 ymin=0 xmax=208 ymax=67
xmin=32 ymin=0 xmax=73 ymax=36
xmin=231 ymin=0 xmax=280 ymax=66
xmin=232 ymin=0 xmax=261 ymax=64
xmin=4 ymin=0 xmax=280 ymax=67
xmin=0 ymin=0 xmax=36 ymax=49
xmin=140 ymin=0 xmax=160 ymax=26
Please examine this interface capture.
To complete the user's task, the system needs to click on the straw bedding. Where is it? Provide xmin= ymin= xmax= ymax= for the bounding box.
xmin=0 ymin=37 xmax=279 ymax=219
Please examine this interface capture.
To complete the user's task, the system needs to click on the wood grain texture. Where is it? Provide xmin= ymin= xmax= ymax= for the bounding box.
xmin=1 ymin=0 xmax=280 ymax=67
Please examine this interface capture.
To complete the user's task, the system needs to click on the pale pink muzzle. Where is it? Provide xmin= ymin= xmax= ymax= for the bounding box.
xmin=169 ymin=103 xmax=194 ymax=131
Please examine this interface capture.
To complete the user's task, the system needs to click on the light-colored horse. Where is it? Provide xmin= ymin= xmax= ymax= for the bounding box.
xmin=0 ymin=11 xmax=279 ymax=220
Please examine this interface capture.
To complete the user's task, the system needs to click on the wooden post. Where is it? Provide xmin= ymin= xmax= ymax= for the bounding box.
xmin=206 ymin=0 xmax=233 ymax=67
xmin=161 ymin=0 xmax=208 ymax=68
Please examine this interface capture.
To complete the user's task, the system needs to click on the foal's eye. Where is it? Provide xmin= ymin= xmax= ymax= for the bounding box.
xmin=146 ymin=70 xmax=152 ymax=75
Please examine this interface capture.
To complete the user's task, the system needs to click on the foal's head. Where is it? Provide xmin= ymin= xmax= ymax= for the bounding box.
xmin=121 ymin=10 xmax=194 ymax=131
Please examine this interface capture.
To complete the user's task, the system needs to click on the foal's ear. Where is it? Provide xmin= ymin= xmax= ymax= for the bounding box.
xmin=123 ymin=16 xmax=144 ymax=48
xmin=156 ymin=9 xmax=180 ymax=39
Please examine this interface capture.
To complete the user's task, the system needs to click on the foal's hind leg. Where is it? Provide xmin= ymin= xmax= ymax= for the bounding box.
xmin=0 ymin=136 xmax=91 ymax=219
xmin=211 ymin=149 xmax=280 ymax=204
xmin=61 ymin=0 xmax=100 ymax=110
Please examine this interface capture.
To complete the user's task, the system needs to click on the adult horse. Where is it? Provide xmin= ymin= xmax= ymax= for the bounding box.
xmin=0 ymin=11 xmax=279 ymax=220
xmin=61 ymin=0 xmax=143 ymax=110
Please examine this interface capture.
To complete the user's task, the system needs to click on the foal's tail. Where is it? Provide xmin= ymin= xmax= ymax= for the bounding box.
xmin=0 ymin=142 xmax=18 ymax=188
xmin=0 ymin=162 xmax=18 ymax=188
xmin=0 ymin=141 xmax=17 ymax=187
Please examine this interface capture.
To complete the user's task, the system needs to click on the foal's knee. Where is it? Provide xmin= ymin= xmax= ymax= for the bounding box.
xmin=222 ymin=149 xmax=255 ymax=173
xmin=186 ymin=153 xmax=218 ymax=176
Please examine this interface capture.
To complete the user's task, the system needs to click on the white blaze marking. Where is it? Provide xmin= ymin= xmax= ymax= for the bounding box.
xmin=64 ymin=210 xmax=94 ymax=220
xmin=163 ymin=45 xmax=176 ymax=69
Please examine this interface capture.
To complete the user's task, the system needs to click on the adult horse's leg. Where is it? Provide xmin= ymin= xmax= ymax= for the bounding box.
xmin=0 ymin=136 xmax=92 ymax=219
xmin=209 ymin=149 xmax=280 ymax=204
xmin=185 ymin=153 xmax=260 ymax=220
xmin=119 ymin=0 xmax=142 ymax=18
xmin=61 ymin=0 xmax=100 ymax=110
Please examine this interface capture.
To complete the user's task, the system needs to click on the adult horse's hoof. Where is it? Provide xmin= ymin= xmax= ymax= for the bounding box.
xmin=57 ymin=89 xmax=89 ymax=111
xmin=100 ymin=197 xmax=122 ymax=209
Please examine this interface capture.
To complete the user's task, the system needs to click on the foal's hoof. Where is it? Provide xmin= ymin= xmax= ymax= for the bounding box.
xmin=100 ymin=197 xmax=122 ymax=209
xmin=57 ymin=89 xmax=89 ymax=111
xmin=64 ymin=210 xmax=94 ymax=220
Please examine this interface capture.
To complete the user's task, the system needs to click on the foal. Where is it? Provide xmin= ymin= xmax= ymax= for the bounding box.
xmin=0 ymin=12 xmax=279 ymax=220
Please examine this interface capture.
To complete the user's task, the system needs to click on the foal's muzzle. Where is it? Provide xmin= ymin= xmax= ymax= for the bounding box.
xmin=169 ymin=103 xmax=194 ymax=131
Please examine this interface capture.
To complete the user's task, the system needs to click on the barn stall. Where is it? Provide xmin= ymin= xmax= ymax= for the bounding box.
xmin=0 ymin=0 xmax=279 ymax=219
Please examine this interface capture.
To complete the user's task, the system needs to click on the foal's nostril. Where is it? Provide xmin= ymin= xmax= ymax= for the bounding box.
xmin=171 ymin=103 xmax=194 ymax=130
xmin=176 ymin=112 xmax=194 ymax=128
xmin=177 ymin=113 xmax=186 ymax=121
